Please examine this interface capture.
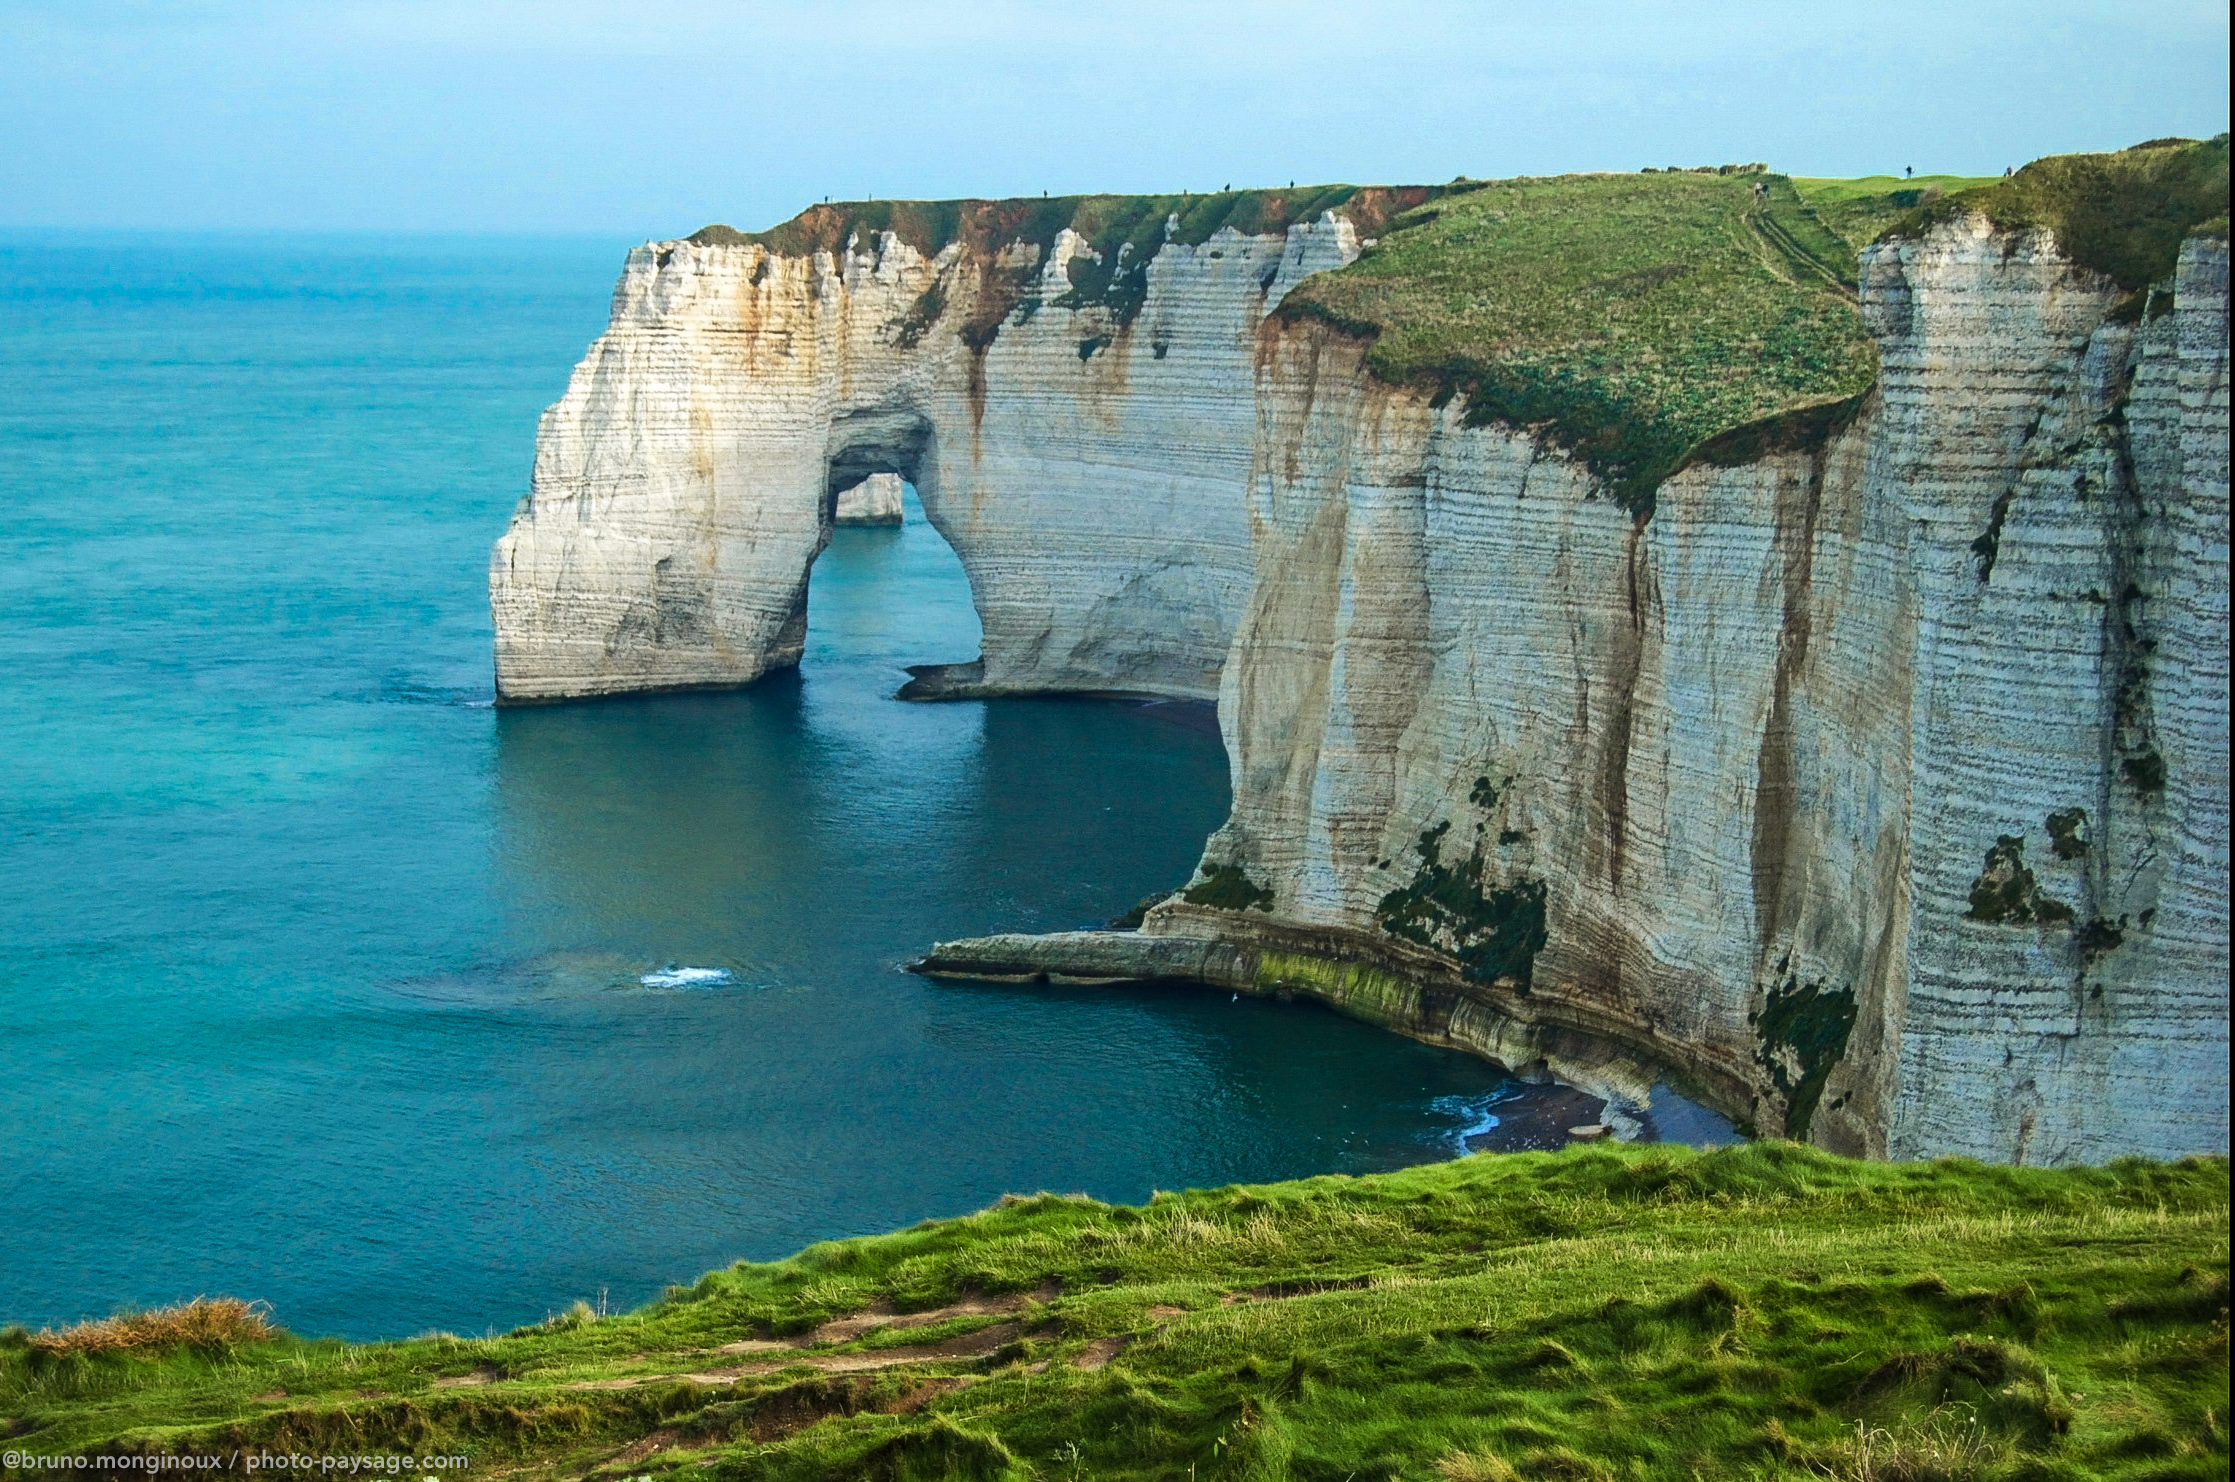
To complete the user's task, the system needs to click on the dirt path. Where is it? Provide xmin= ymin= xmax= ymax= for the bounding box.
xmin=559 ymin=1285 xmax=1060 ymax=1390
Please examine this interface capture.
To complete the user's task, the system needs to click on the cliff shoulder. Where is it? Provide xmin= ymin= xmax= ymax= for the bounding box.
xmin=1885 ymin=134 xmax=2231 ymax=293
xmin=1275 ymin=169 xmax=1881 ymax=509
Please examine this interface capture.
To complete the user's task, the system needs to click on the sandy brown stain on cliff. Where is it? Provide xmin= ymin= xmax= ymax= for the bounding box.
xmin=728 ymin=247 xmax=783 ymax=375
xmin=902 ymin=208 xmax=1083 ymax=446
xmin=1070 ymin=317 xmax=1139 ymax=438
xmin=1254 ymin=316 xmax=1301 ymax=488
xmin=965 ymin=336 xmax=989 ymax=448
xmin=956 ymin=248 xmax=1030 ymax=446
xmin=1593 ymin=516 xmax=1654 ymax=893
xmin=1255 ymin=314 xmax=1369 ymax=491
xmin=1233 ymin=503 xmax=1350 ymax=866
xmin=1229 ymin=324 xmax=1358 ymax=859
xmin=1750 ymin=448 xmax=1827 ymax=951
xmin=1808 ymin=815 xmax=1910 ymax=1158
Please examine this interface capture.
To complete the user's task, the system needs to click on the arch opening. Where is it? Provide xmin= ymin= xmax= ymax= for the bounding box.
xmin=772 ymin=408 xmax=986 ymax=694
xmin=800 ymin=414 xmax=982 ymax=695
xmin=820 ymin=407 xmax=934 ymax=523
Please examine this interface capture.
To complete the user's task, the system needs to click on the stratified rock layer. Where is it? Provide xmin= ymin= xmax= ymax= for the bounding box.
xmin=492 ymin=205 xmax=2229 ymax=1164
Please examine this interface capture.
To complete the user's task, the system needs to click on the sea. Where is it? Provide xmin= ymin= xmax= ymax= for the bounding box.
xmin=0 ymin=234 xmax=1667 ymax=1342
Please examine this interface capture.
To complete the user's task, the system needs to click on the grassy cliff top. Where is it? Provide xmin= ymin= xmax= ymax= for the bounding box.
xmin=1885 ymin=135 xmax=2230 ymax=290
xmin=5 ymin=1143 xmax=2227 ymax=1480
xmin=691 ymin=185 xmax=1446 ymax=262
xmin=689 ymin=185 xmax=1452 ymax=344
xmin=1278 ymin=169 xmax=1879 ymax=509
xmin=683 ymin=142 xmax=2225 ymax=513
xmin=695 ymin=171 xmax=1881 ymax=512
xmin=1790 ymin=174 xmax=2004 ymax=253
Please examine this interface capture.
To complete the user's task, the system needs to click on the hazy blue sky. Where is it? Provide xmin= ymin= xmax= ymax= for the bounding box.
xmin=4 ymin=0 xmax=2226 ymax=235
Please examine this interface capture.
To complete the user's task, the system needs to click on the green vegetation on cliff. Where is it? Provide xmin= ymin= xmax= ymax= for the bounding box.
xmin=697 ymin=187 xmax=1443 ymax=264
xmin=684 ymin=142 xmax=2224 ymax=515
xmin=1883 ymin=136 xmax=2229 ymax=291
xmin=1789 ymin=174 xmax=2003 ymax=254
xmin=6 ymin=1144 xmax=2226 ymax=1481
xmin=691 ymin=186 xmax=1449 ymax=334
xmin=1277 ymin=170 xmax=1879 ymax=511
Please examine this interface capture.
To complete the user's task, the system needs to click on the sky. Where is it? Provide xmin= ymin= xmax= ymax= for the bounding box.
xmin=2 ymin=0 xmax=2227 ymax=235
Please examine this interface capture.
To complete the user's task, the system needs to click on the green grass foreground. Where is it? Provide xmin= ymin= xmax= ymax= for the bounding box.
xmin=4 ymin=1143 xmax=2227 ymax=1480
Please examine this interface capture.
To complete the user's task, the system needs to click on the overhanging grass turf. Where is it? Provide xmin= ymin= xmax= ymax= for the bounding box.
xmin=1273 ymin=169 xmax=1879 ymax=511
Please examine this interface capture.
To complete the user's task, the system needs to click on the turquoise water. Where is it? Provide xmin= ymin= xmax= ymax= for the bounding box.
xmin=0 ymin=235 xmax=1551 ymax=1342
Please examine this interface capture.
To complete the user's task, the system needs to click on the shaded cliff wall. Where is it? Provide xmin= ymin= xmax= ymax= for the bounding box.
xmin=491 ymin=208 xmax=2228 ymax=1162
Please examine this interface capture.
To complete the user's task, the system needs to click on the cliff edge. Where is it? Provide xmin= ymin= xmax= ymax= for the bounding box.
xmin=492 ymin=139 xmax=2230 ymax=1163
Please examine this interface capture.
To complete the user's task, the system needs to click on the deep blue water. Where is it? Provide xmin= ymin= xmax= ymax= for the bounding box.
xmin=0 ymin=234 xmax=1569 ymax=1341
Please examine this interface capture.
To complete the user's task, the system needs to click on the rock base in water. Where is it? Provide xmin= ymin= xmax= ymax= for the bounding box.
xmin=908 ymin=913 xmax=1699 ymax=1138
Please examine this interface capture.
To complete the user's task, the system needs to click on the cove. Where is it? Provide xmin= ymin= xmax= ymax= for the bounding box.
xmin=1 ymin=234 xmax=1584 ymax=1345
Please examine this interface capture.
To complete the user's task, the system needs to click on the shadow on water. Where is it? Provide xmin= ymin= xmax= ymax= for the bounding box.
xmin=469 ymin=496 xmax=1569 ymax=1286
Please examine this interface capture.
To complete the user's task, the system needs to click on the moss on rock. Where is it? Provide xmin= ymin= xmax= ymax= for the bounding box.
xmin=1966 ymin=835 xmax=2077 ymax=926
xmin=1751 ymin=972 xmax=1858 ymax=1141
xmin=1376 ymin=821 xmax=1549 ymax=990
xmin=1182 ymin=863 xmax=1275 ymax=913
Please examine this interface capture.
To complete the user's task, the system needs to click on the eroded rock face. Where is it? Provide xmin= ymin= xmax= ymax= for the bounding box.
xmin=492 ymin=214 xmax=2229 ymax=1163
xmin=835 ymin=473 xmax=905 ymax=525
xmin=1193 ymin=225 xmax=2229 ymax=1163
xmin=491 ymin=216 xmax=1355 ymax=702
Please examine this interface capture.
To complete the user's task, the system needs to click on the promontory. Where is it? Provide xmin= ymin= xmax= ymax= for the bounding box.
xmin=491 ymin=139 xmax=2231 ymax=1165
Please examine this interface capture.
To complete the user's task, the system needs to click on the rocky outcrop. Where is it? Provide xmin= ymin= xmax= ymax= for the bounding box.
xmin=491 ymin=210 xmax=1358 ymax=702
xmin=491 ymin=187 xmax=2228 ymax=1163
xmin=835 ymin=473 xmax=904 ymax=525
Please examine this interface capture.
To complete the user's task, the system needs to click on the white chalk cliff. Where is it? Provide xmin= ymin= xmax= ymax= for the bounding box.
xmin=491 ymin=192 xmax=2229 ymax=1164
xmin=835 ymin=472 xmax=905 ymax=525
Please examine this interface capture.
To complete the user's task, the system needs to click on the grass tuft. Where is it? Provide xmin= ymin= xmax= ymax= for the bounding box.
xmin=22 ymin=1299 xmax=274 ymax=1358
xmin=1835 ymin=1407 xmax=2010 ymax=1481
xmin=1437 ymin=1449 xmax=1522 ymax=1482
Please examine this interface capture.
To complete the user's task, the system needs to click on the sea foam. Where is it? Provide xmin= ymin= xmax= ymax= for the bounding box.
xmin=640 ymin=966 xmax=734 ymax=989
